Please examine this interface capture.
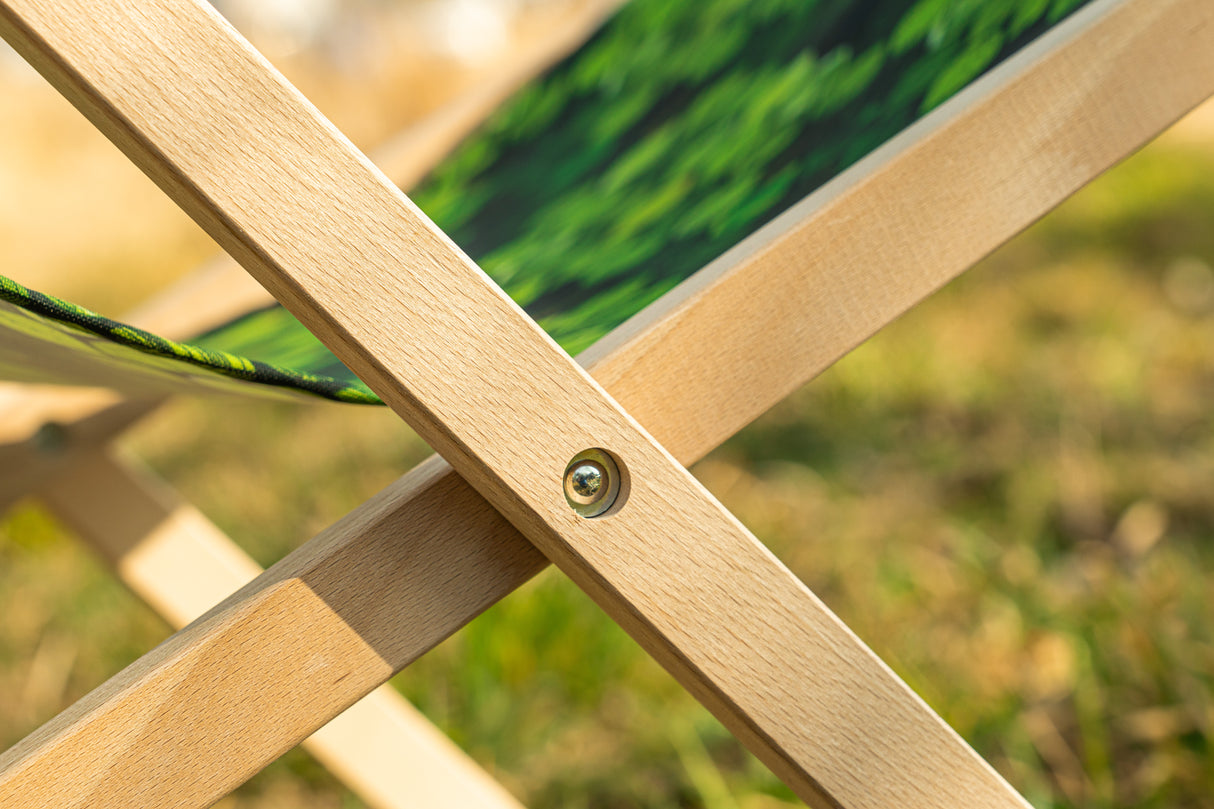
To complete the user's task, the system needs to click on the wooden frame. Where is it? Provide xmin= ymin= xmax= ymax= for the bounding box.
xmin=0 ymin=6 xmax=632 ymax=805
xmin=0 ymin=6 xmax=628 ymax=804
xmin=37 ymin=447 xmax=525 ymax=809
xmin=0 ymin=0 xmax=1211 ymax=806
xmin=0 ymin=5 xmax=634 ymax=805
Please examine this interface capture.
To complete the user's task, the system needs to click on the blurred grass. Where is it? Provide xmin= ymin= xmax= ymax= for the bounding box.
xmin=2 ymin=18 xmax=1214 ymax=809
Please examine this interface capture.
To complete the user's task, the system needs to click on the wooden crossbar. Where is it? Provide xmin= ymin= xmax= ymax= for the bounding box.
xmin=0 ymin=1 xmax=1038 ymax=806
xmin=37 ymin=448 xmax=524 ymax=809
xmin=0 ymin=0 xmax=1210 ymax=806
xmin=0 ymin=18 xmax=626 ymax=803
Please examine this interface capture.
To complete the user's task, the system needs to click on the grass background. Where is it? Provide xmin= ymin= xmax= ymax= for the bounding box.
xmin=1 ymin=3 xmax=1213 ymax=807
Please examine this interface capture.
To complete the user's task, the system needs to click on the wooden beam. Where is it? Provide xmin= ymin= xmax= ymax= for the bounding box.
xmin=0 ymin=0 xmax=620 ymax=454
xmin=0 ymin=0 xmax=1208 ymax=806
xmin=0 ymin=2 xmax=1036 ymax=806
xmin=0 ymin=12 xmax=621 ymax=801
xmin=579 ymin=0 xmax=1214 ymax=457
xmin=37 ymin=448 xmax=524 ymax=809
xmin=2 ymin=449 xmax=544 ymax=809
xmin=0 ymin=4 xmax=610 ymax=806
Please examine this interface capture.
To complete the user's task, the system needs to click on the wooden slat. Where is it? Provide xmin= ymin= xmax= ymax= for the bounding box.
xmin=578 ymin=0 xmax=1214 ymax=457
xmin=0 ymin=2 xmax=1033 ymax=807
xmin=37 ymin=448 xmax=524 ymax=809
xmin=0 ymin=1 xmax=620 ymax=452
xmin=2 ymin=450 xmax=544 ymax=809
xmin=118 ymin=0 xmax=626 ymax=340
xmin=0 ymin=392 xmax=157 ymax=510
xmin=0 ymin=0 xmax=1209 ymax=806
xmin=0 ymin=14 xmax=622 ymax=801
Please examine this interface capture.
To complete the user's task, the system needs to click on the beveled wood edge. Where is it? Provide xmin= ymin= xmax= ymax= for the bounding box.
xmin=37 ymin=448 xmax=525 ymax=809
xmin=0 ymin=9 xmax=619 ymax=801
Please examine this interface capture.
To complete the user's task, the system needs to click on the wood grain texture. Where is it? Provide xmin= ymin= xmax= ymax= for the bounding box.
xmin=0 ymin=2 xmax=1031 ymax=807
xmin=0 ymin=1 xmax=619 ymax=449
xmin=0 ymin=18 xmax=617 ymax=802
xmin=37 ymin=449 xmax=525 ymax=809
xmin=579 ymin=0 xmax=1214 ymax=458
xmin=0 ymin=0 xmax=1209 ymax=805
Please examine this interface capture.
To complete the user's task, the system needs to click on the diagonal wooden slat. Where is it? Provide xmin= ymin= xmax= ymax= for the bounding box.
xmin=0 ymin=0 xmax=1209 ymax=806
xmin=2 ymin=449 xmax=545 ymax=809
xmin=0 ymin=21 xmax=627 ymax=800
xmin=0 ymin=1 xmax=1031 ymax=807
xmin=38 ymin=448 xmax=526 ymax=809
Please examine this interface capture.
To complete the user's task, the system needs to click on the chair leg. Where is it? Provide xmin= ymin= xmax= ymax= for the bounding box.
xmin=36 ymin=447 xmax=524 ymax=809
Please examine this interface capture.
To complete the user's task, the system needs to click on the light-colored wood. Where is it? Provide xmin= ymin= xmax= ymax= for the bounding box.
xmin=580 ymin=0 xmax=1214 ymax=457
xmin=37 ymin=448 xmax=525 ymax=809
xmin=41 ymin=449 xmax=264 ymax=620
xmin=0 ymin=14 xmax=619 ymax=802
xmin=119 ymin=0 xmax=626 ymax=339
xmin=0 ymin=390 xmax=157 ymax=509
xmin=1 ymin=451 xmax=544 ymax=809
xmin=0 ymin=1 xmax=619 ymax=452
xmin=0 ymin=2 xmax=1031 ymax=807
xmin=3 ymin=0 xmax=1208 ymax=490
xmin=0 ymin=0 xmax=1209 ymax=805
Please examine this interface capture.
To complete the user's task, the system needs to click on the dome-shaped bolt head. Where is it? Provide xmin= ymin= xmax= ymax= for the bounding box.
xmin=567 ymin=463 xmax=604 ymax=499
xmin=563 ymin=449 xmax=624 ymax=518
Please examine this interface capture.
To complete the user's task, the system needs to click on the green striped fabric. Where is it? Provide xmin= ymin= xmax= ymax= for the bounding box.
xmin=0 ymin=0 xmax=1092 ymax=404
xmin=0 ymin=276 xmax=379 ymax=403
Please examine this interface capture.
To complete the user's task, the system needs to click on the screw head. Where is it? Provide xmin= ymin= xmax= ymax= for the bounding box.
xmin=563 ymin=449 xmax=623 ymax=518
xmin=567 ymin=463 xmax=604 ymax=500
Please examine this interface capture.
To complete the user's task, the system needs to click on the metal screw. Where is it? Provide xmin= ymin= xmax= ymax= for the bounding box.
xmin=563 ymin=449 xmax=623 ymax=518
xmin=567 ymin=463 xmax=604 ymax=500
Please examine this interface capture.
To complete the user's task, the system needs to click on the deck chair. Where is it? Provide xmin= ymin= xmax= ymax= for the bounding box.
xmin=0 ymin=0 xmax=1210 ymax=806
xmin=0 ymin=11 xmax=593 ymax=809
xmin=0 ymin=6 xmax=619 ymax=807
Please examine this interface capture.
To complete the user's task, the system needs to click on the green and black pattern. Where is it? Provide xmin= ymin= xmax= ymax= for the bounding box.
xmin=408 ymin=0 xmax=1092 ymax=355
xmin=0 ymin=276 xmax=379 ymax=403
xmin=194 ymin=0 xmax=1092 ymax=369
xmin=0 ymin=0 xmax=1092 ymax=403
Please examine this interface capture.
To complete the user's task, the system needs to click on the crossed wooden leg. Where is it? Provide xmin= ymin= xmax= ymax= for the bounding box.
xmin=0 ymin=389 xmax=526 ymax=808
xmin=36 ymin=447 xmax=524 ymax=809
xmin=0 ymin=0 xmax=1210 ymax=807
xmin=0 ymin=9 xmax=626 ymax=803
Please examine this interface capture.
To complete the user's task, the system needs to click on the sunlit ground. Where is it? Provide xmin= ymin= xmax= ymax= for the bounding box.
xmin=1 ymin=4 xmax=1212 ymax=807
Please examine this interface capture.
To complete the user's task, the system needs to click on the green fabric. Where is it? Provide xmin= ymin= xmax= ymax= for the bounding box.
xmin=0 ymin=276 xmax=379 ymax=403
xmin=403 ymin=0 xmax=1092 ymax=355
xmin=0 ymin=0 xmax=1092 ymax=404
xmin=195 ymin=0 xmax=1092 ymax=368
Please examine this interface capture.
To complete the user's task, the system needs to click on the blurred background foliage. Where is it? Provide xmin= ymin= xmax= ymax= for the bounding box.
xmin=1 ymin=0 xmax=1213 ymax=807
